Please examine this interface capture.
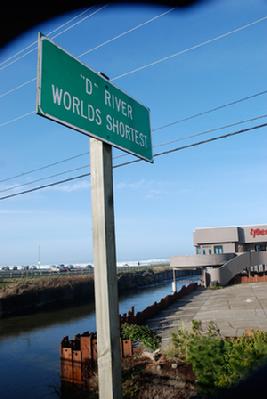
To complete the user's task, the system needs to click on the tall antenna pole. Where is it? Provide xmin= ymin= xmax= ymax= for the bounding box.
xmin=38 ymin=244 xmax=41 ymax=270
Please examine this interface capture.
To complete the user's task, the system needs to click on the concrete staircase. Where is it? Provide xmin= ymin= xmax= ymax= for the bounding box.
xmin=207 ymin=251 xmax=267 ymax=286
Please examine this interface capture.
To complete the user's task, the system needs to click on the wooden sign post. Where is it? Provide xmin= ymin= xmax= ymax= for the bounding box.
xmin=90 ymin=138 xmax=122 ymax=399
xmin=37 ymin=33 xmax=153 ymax=399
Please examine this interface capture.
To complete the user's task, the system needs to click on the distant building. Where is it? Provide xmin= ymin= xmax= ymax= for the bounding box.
xmin=171 ymin=224 xmax=267 ymax=287
xmin=194 ymin=225 xmax=267 ymax=255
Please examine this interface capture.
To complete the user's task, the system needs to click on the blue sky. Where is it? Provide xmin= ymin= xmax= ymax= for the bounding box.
xmin=0 ymin=0 xmax=267 ymax=266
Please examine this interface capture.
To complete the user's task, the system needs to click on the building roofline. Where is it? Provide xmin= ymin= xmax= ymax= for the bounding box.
xmin=194 ymin=224 xmax=267 ymax=231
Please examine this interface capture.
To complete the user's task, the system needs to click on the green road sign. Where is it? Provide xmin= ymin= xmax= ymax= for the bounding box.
xmin=36 ymin=34 xmax=153 ymax=162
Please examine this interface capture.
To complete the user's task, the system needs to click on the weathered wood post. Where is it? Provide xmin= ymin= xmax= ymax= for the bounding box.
xmin=90 ymin=138 xmax=122 ymax=399
xmin=172 ymin=268 xmax=177 ymax=292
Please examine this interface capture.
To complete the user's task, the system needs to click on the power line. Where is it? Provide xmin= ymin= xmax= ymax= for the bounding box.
xmin=0 ymin=172 xmax=91 ymax=201
xmin=1 ymin=100 xmax=267 ymax=185
xmin=153 ymin=90 xmax=267 ymax=132
xmin=0 ymin=111 xmax=35 ymax=128
xmin=0 ymin=164 xmax=89 ymax=194
xmin=153 ymin=121 xmax=267 ymax=157
xmin=51 ymin=5 xmax=108 ymax=40
xmin=155 ymin=112 xmax=267 ymax=148
xmin=0 ymin=149 xmax=131 ymax=185
xmin=0 ymin=6 xmax=107 ymax=72
xmin=0 ymin=78 xmax=36 ymax=99
xmin=0 ymin=152 xmax=89 ymax=183
xmin=2 ymin=81 xmax=267 ymax=135
xmin=111 ymin=14 xmax=267 ymax=81
xmin=0 ymin=7 xmax=174 ymax=100
xmin=1 ymin=10 xmax=266 ymax=113
xmin=0 ymin=151 xmax=132 ymax=193
xmin=78 ymin=7 xmax=175 ymax=58
xmin=1 ymin=120 xmax=266 ymax=201
xmin=0 ymin=8 xmax=90 ymax=69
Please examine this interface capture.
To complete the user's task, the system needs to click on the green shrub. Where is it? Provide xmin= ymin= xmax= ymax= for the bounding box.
xmin=121 ymin=323 xmax=161 ymax=351
xmin=170 ymin=321 xmax=267 ymax=396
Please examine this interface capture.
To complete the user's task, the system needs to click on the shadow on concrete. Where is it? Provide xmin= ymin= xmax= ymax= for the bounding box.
xmin=147 ymin=286 xmax=206 ymax=331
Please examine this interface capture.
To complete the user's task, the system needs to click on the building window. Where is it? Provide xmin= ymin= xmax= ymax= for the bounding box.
xmin=203 ymin=249 xmax=206 ymax=255
xmin=209 ymin=249 xmax=212 ymax=255
xmin=214 ymin=245 xmax=223 ymax=254
xmin=196 ymin=246 xmax=201 ymax=255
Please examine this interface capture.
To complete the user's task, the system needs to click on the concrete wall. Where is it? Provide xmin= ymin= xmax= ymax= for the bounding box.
xmin=171 ymin=253 xmax=236 ymax=268
xmin=194 ymin=227 xmax=239 ymax=245
xmin=194 ymin=225 xmax=267 ymax=246
xmin=240 ymin=225 xmax=267 ymax=244
xmin=221 ymin=243 xmax=236 ymax=253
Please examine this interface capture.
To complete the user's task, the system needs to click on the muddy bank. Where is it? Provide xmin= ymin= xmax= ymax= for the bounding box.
xmin=0 ymin=269 xmax=199 ymax=318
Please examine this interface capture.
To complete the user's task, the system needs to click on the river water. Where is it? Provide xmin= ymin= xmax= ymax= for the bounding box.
xmin=0 ymin=275 xmax=199 ymax=399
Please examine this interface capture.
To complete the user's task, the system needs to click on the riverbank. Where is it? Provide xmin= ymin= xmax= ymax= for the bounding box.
xmin=0 ymin=269 xmax=200 ymax=318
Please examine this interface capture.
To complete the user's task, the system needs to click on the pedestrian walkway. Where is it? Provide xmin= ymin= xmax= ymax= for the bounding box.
xmin=146 ymin=283 xmax=267 ymax=347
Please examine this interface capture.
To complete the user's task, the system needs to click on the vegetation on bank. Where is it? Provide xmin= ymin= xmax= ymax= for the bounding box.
xmin=121 ymin=322 xmax=162 ymax=351
xmin=0 ymin=274 xmax=94 ymax=298
xmin=120 ymin=321 xmax=267 ymax=397
xmin=166 ymin=320 xmax=267 ymax=396
xmin=0 ymin=267 xmax=175 ymax=300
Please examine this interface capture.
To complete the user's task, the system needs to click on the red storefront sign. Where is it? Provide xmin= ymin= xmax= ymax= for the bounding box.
xmin=250 ymin=228 xmax=267 ymax=238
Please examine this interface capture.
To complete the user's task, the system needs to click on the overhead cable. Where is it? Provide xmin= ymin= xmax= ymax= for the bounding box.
xmin=0 ymin=164 xmax=89 ymax=194
xmin=111 ymin=14 xmax=267 ymax=81
xmin=0 ymin=6 xmax=107 ymax=72
xmin=78 ymin=7 xmax=175 ymax=58
xmin=154 ymin=121 xmax=267 ymax=157
xmin=0 ymin=151 xmax=132 ymax=192
xmin=1 ymin=83 xmax=267 ymax=134
xmin=1 ymin=120 xmax=266 ymax=201
xmin=1 ymin=103 xmax=267 ymax=186
xmin=0 ymin=111 xmax=35 ymax=128
xmin=155 ymin=112 xmax=267 ymax=148
xmin=0 ymin=7 xmax=174 ymax=100
xmin=0 ymin=172 xmax=91 ymax=201
xmin=0 ymin=78 xmax=36 ymax=99
xmin=51 ymin=5 xmax=108 ymax=40
xmin=0 ymin=8 xmax=90 ymax=69
xmin=153 ymin=90 xmax=267 ymax=132
xmin=0 ymin=152 xmax=89 ymax=183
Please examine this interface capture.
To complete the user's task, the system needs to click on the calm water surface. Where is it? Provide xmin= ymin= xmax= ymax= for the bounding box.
xmin=0 ymin=276 xmax=199 ymax=399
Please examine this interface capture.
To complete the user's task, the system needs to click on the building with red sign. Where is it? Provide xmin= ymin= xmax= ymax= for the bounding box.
xmin=171 ymin=225 xmax=267 ymax=287
xmin=194 ymin=225 xmax=267 ymax=255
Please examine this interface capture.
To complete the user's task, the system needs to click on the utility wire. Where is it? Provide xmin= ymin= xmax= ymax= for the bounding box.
xmin=78 ymin=7 xmax=175 ymax=57
xmin=0 ymin=8 xmax=90 ymax=68
xmin=0 ymin=152 xmax=89 ymax=183
xmin=1 ymin=10 xmax=266 ymax=119
xmin=2 ymin=102 xmax=267 ymax=185
xmin=0 ymin=164 xmax=89 ymax=194
xmin=155 ymin=112 xmax=267 ymax=148
xmin=153 ymin=121 xmax=267 ymax=157
xmin=51 ymin=5 xmax=108 ymax=40
xmin=1 ymin=120 xmax=266 ymax=201
xmin=0 ymin=151 xmax=132 ymax=192
xmin=111 ymin=14 xmax=267 ymax=81
xmin=0 ymin=172 xmax=91 ymax=201
xmin=153 ymin=90 xmax=267 ymax=132
xmin=1 ymin=82 xmax=267 ymax=135
xmin=0 ymin=7 xmax=173 ymax=100
xmin=0 ymin=111 xmax=35 ymax=128
xmin=0 ymin=6 xmax=107 ymax=72
xmin=0 ymin=78 xmax=36 ymax=99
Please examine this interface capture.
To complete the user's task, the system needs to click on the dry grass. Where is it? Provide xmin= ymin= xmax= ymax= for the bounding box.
xmin=79 ymin=356 xmax=196 ymax=399
xmin=0 ymin=274 xmax=94 ymax=299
